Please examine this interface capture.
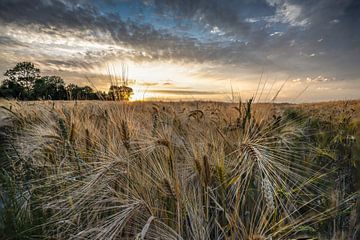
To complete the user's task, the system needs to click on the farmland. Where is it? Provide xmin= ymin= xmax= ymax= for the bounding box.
xmin=0 ymin=99 xmax=359 ymax=239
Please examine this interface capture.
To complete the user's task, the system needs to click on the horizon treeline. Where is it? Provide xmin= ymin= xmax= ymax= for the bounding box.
xmin=0 ymin=62 xmax=133 ymax=101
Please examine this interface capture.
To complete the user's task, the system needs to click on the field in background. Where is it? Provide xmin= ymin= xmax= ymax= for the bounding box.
xmin=0 ymin=99 xmax=359 ymax=239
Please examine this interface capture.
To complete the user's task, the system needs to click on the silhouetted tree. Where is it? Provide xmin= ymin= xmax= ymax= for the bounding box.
xmin=66 ymin=84 xmax=100 ymax=100
xmin=81 ymin=86 xmax=94 ymax=99
xmin=107 ymin=63 xmax=133 ymax=101
xmin=0 ymin=62 xmax=133 ymax=101
xmin=108 ymin=85 xmax=133 ymax=101
xmin=66 ymin=83 xmax=77 ymax=100
xmin=94 ymin=91 xmax=108 ymax=100
xmin=0 ymin=79 xmax=24 ymax=99
xmin=33 ymin=76 xmax=67 ymax=100
xmin=3 ymin=62 xmax=40 ymax=99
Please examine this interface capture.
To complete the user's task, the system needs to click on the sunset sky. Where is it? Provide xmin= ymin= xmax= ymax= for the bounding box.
xmin=0 ymin=0 xmax=359 ymax=102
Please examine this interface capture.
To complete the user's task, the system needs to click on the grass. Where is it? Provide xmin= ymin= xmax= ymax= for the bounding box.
xmin=0 ymin=99 xmax=359 ymax=239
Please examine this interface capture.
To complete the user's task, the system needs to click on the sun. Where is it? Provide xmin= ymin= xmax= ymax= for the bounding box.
xmin=130 ymin=90 xmax=144 ymax=101
xmin=129 ymin=86 xmax=148 ymax=101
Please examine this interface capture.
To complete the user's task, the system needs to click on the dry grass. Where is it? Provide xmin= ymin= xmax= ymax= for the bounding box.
xmin=0 ymin=100 xmax=359 ymax=239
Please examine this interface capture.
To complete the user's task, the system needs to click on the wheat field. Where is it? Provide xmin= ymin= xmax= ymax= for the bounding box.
xmin=0 ymin=100 xmax=359 ymax=239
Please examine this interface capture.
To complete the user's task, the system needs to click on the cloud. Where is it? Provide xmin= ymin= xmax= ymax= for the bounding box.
xmin=0 ymin=0 xmax=358 ymax=72
xmin=148 ymin=89 xmax=220 ymax=95
xmin=306 ymin=75 xmax=335 ymax=83
xmin=0 ymin=0 xmax=359 ymax=102
xmin=138 ymin=80 xmax=175 ymax=87
xmin=265 ymin=0 xmax=309 ymax=26
xmin=152 ymin=0 xmax=253 ymax=36
xmin=0 ymin=0 xmax=202 ymax=60
xmin=0 ymin=35 xmax=25 ymax=47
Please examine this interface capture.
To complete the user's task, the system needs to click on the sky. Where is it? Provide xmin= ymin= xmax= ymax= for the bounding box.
xmin=0 ymin=0 xmax=359 ymax=102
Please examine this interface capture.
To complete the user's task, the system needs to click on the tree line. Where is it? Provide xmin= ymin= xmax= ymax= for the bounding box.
xmin=0 ymin=62 xmax=133 ymax=101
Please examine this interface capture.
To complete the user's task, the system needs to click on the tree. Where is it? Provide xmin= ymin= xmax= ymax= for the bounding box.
xmin=0 ymin=79 xmax=24 ymax=99
xmin=0 ymin=61 xmax=132 ymax=101
xmin=66 ymin=84 xmax=99 ymax=100
xmin=107 ymin=63 xmax=133 ymax=101
xmin=3 ymin=62 xmax=40 ymax=99
xmin=66 ymin=84 xmax=78 ymax=100
xmin=108 ymin=85 xmax=133 ymax=101
xmin=80 ymin=86 xmax=94 ymax=99
xmin=33 ymin=76 xmax=67 ymax=100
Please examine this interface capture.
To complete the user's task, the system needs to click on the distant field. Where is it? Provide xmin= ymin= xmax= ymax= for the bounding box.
xmin=0 ymin=99 xmax=359 ymax=239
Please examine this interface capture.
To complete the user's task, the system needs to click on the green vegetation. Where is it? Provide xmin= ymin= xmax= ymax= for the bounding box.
xmin=0 ymin=100 xmax=358 ymax=239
